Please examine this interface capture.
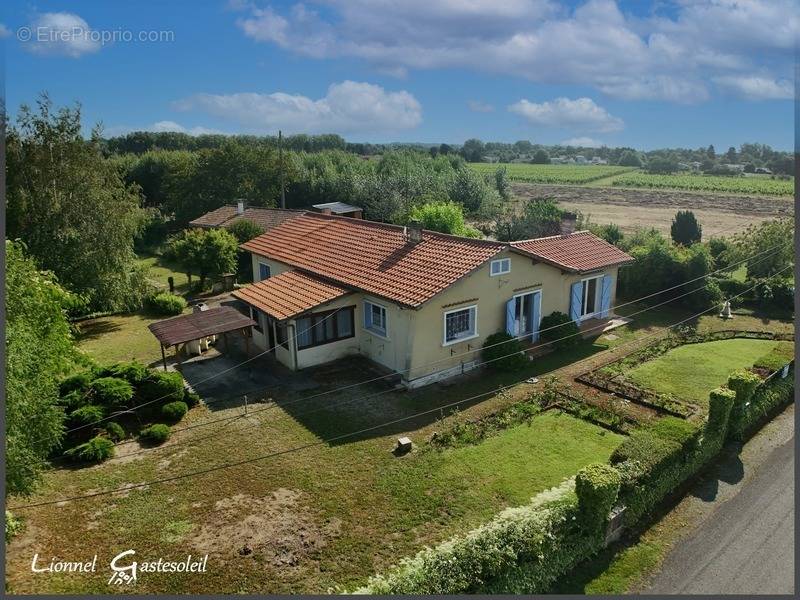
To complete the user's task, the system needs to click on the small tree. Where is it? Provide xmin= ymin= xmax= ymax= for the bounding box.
xmin=494 ymin=198 xmax=563 ymax=242
xmin=670 ymin=210 xmax=702 ymax=246
xmin=618 ymin=150 xmax=642 ymax=167
xmin=531 ymin=149 xmax=550 ymax=164
xmin=226 ymin=219 xmax=265 ymax=244
xmin=408 ymin=201 xmax=479 ymax=237
xmin=168 ymin=228 xmax=238 ymax=288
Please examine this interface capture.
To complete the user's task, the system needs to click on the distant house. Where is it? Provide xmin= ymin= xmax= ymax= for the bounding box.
xmin=311 ymin=202 xmax=363 ymax=219
xmin=574 ymin=155 xmax=588 ymax=165
xmin=232 ymin=213 xmax=633 ymax=388
xmin=188 ymin=201 xmax=305 ymax=232
xmin=723 ymin=163 xmax=745 ymax=173
xmin=754 ymin=167 xmax=773 ymax=175
xmin=590 ymin=156 xmax=608 ymax=165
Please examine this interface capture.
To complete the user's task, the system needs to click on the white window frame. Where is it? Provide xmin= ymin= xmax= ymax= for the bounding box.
xmin=364 ymin=300 xmax=389 ymax=339
xmin=579 ymin=274 xmax=603 ymax=320
xmin=443 ymin=304 xmax=479 ymax=346
xmin=512 ymin=289 xmax=542 ymax=337
xmin=490 ymin=258 xmax=511 ymax=276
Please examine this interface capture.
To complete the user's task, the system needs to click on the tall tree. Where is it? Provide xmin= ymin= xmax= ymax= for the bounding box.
xmin=6 ymin=241 xmax=75 ymax=496
xmin=670 ymin=210 xmax=702 ymax=246
xmin=6 ymin=95 xmax=147 ymax=312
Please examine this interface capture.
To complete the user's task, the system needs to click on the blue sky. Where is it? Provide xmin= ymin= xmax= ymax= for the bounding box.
xmin=3 ymin=0 xmax=796 ymax=150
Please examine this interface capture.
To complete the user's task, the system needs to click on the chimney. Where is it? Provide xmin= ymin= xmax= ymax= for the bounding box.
xmin=236 ymin=200 xmax=245 ymax=215
xmin=406 ymin=219 xmax=423 ymax=245
xmin=320 ymin=207 xmax=332 ymax=215
xmin=560 ymin=211 xmax=577 ymax=235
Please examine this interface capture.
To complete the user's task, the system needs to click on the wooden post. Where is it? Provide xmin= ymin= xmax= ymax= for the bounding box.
xmin=161 ymin=345 xmax=168 ymax=371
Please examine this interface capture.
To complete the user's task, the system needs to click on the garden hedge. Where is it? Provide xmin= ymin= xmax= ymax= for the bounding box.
xmin=138 ymin=371 xmax=185 ymax=407
xmin=355 ymin=479 xmax=608 ymax=595
xmin=161 ymin=400 xmax=188 ymax=422
xmin=726 ymin=370 xmax=762 ymax=441
xmin=64 ymin=436 xmax=115 ymax=463
xmin=89 ymin=377 xmax=134 ymax=408
xmin=574 ymin=463 xmax=621 ymax=531
xmin=539 ymin=312 xmax=579 ymax=349
xmin=139 ymin=423 xmax=170 ymax=445
xmin=734 ymin=374 xmax=794 ymax=440
xmin=146 ymin=292 xmax=187 ymax=316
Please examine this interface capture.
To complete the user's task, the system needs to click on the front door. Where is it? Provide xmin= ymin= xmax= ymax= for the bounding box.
xmin=514 ymin=292 xmax=536 ymax=337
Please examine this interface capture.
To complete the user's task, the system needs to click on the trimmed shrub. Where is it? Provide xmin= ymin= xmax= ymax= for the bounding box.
xmin=89 ymin=377 xmax=134 ymax=408
xmin=59 ymin=389 xmax=90 ymax=412
xmin=355 ymin=479 xmax=604 ymax=595
xmin=670 ymin=210 xmax=702 ymax=246
xmin=64 ymin=436 xmax=115 ymax=463
xmin=726 ymin=370 xmax=763 ymax=440
xmin=736 ymin=375 xmax=794 ymax=440
xmin=5 ymin=511 xmax=24 ymax=543
xmin=146 ymin=292 xmax=187 ymax=316
xmin=138 ymin=371 xmax=185 ymax=407
xmin=575 ymin=463 xmax=621 ymax=530
xmin=161 ymin=401 xmax=188 ymax=423
xmin=482 ymin=332 xmax=527 ymax=371
xmin=59 ymin=371 xmax=93 ymax=396
xmin=105 ymin=421 xmax=126 ymax=442
xmin=754 ymin=278 xmax=794 ymax=312
xmin=101 ymin=361 xmax=149 ymax=385
xmin=539 ymin=312 xmax=579 ymax=349
xmin=68 ymin=404 xmax=106 ymax=426
xmin=139 ymin=423 xmax=170 ymax=445
xmin=184 ymin=390 xmax=201 ymax=407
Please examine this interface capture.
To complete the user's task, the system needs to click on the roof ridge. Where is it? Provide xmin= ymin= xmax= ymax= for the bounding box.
xmin=303 ymin=211 xmax=506 ymax=247
xmin=510 ymin=230 xmax=591 ymax=245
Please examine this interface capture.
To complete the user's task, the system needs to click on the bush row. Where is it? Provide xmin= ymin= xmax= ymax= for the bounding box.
xmin=728 ymin=370 xmax=794 ymax=441
xmin=356 ymin=472 xmax=619 ymax=595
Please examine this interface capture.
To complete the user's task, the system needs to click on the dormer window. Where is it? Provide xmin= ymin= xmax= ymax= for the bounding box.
xmin=490 ymin=258 xmax=511 ymax=276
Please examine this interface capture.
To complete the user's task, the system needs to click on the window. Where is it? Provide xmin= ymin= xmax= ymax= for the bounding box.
xmin=295 ymin=306 xmax=356 ymax=350
xmin=581 ymin=276 xmax=600 ymax=318
xmin=258 ymin=262 xmax=271 ymax=281
xmin=364 ymin=301 xmax=388 ymax=337
xmin=444 ymin=305 xmax=478 ymax=345
xmin=490 ymin=258 xmax=511 ymax=276
xmin=276 ymin=323 xmax=289 ymax=349
xmin=251 ymin=308 xmax=264 ymax=333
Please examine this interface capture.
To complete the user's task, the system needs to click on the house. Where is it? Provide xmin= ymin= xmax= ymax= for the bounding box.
xmin=188 ymin=201 xmax=305 ymax=231
xmin=231 ymin=212 xmax=633 ymax=388
xmin=311 ymin=202 xmax=363 ymax=219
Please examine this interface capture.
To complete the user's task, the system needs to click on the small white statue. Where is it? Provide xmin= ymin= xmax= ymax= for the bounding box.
xmin=720 ymin=300 xmax=733 ymax=319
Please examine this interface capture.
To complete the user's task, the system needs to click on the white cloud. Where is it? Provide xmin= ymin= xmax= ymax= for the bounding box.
xmin=0 ymin=24 xmax=11 ymax=39
xmin=467 ymin=100 xmax=494 ymax=113
xmin=173 ymin=81 xmax=422 ymax=134
xmin=233 ymin=0 xmax=797 ymax=104
xmin=25 ymin=12 xmax=101 ymax=58
xmin=713 ymin=76 xmax=794 ymax=101
xmin=509 ymin=97 xmax=624 ymax=133
xmin=561 ymin=137 xmax=602 ymax=147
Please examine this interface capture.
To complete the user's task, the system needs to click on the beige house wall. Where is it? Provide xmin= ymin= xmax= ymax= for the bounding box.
xmin=245 ymin=250 xmax=619 ymax=386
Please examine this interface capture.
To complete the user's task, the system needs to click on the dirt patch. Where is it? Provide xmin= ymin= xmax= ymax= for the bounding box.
xmin=511 ymin=183 xmax=792 ymax=236
xmin=187 ymin=489 xmax=337 ymax=569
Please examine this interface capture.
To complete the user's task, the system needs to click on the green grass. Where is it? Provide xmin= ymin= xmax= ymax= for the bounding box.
xmin=137 ymin=253 xmax=190 ymax=294
xmin=469 ymin=162 xmax=636 ymax=184
xmin=611 ymin=172 xmax=793 ymax=196
xmin=728 ymin=263 xmax=747 ymax=282
xmin=628 ymin=338 xmax=787 ymax=405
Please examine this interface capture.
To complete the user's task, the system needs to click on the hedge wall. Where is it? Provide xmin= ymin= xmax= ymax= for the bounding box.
xmin=734 ymin=373 xmax=794 ymax=441
xmin=354 ymin=469 xmax=622 ymax=595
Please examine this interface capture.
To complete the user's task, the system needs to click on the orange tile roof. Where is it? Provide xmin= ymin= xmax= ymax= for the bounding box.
xmin=232 ymin=270 xmax=351 ymax=321
xmin=189 ymin=206 xmax=305 ymax=230
xmin=510 ymin=231 xmax=634 ymax=273
xmin=241 ymin=213 xmax=505 ymax=307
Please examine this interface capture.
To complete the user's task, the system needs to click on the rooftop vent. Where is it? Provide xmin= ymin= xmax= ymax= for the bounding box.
xmin=406 ymin=219 xmax=423 ymax=245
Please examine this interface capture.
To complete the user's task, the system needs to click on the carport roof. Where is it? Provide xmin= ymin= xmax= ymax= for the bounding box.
xmin=148 ymin=306 xmax=256 ymax=346
xmin=232 ymin=270 xmax=351 ymax=321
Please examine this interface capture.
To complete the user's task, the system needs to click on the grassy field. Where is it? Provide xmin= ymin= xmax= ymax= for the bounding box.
xmin=470 ymin=162 xmax=635 ymax=184
xmin=611 ymin=172 xmax=793 ymax=196
xmin=6 ymin=394 xmax=620 ymax=594
xmin=138 ymin=253 xmax=191 ymax=294
xmin=627 ymin=338 xmax=792 ymax=405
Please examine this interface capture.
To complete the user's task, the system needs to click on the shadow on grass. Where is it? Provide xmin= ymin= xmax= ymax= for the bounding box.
xmin=279 ymin=338 xmax=610 ymax=446
xmin=74 ymin=319 xmax=124 ymax=341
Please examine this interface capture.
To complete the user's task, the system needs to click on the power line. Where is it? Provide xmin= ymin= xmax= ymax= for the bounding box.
xmin=12 ymin=267 xmax=790 ymax=510
xmin=58 ymin=240 xmax=790 ymax=442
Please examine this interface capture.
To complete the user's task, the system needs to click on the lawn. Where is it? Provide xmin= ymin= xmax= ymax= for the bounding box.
xmin=6 ymin=362 xmax=621 ymax=595
xmin=627 ymin=338 xmax=791 ymax=405
xmin=138 ymin=253 xmax=191 ymax=294
xmin=75 ymin=311 xmax=187 ymax=367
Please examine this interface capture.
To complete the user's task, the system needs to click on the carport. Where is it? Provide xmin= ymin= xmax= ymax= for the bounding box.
xmin=148 ymin=306 xmax=257 ymax=370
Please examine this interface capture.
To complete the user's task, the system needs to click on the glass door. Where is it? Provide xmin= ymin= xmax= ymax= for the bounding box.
xmin=514 ymin=292 xmax=535 ymax=337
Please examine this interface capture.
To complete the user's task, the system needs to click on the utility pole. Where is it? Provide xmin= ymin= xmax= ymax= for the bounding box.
xmin=278 ymin=129 xmax=286 ymax=209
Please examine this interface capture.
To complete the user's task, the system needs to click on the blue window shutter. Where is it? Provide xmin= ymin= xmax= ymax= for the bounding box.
xmin=569 ymin=281 xmax=583 ymax=323
xmin=505 ymin=298 xmax=516 ymax=336
xmin=600 ymin=275 xmax=613 ymax=318
xmin=531 ymin=292 xmax=542 ymax=342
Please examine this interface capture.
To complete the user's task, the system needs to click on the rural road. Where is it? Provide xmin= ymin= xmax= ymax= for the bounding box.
xmin=644 ymin=409 xmax=794 ymax=595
